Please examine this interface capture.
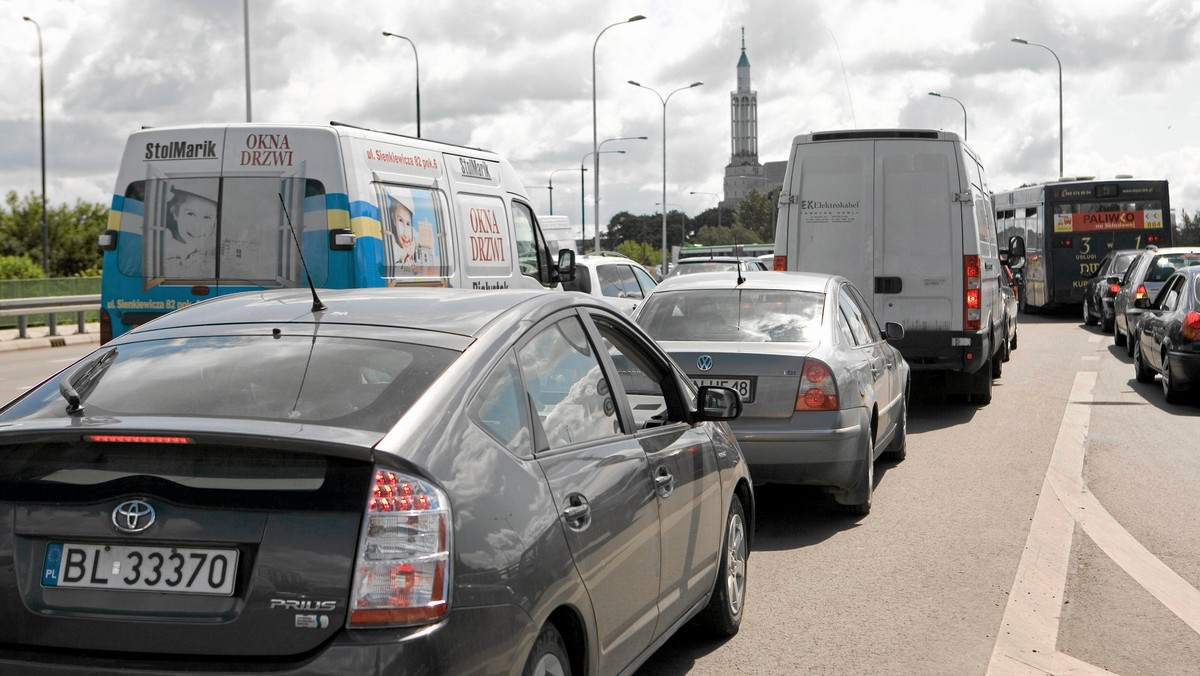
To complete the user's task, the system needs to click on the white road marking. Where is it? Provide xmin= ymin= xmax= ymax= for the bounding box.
xmin=1088 ymin=335 xmax=1103 ymax=343
xmin=1081 ymin=356 xmax=1100 ymax=361
xmin=987 ymin=371 xmax=1200 ymax=674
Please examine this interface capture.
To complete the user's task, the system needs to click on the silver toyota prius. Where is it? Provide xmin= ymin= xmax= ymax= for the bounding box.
xmin=634 ymin=271 xmax=910 ymax=515
xmin=0 ymin=287 xmax=753 ymax=675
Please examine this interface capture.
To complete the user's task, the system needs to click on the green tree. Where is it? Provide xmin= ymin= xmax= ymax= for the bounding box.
xmin=0 ymin=191 xmax=107 ymax=277
xmin=731 ymin=188 xmax=773 ymax=241
xmin=0 ymin=255 xmax=45 ymax=280
xmin=694 ymin=223 xmax=762 ymax=246
xmin=1176 ymin=209 xmax=1200 ymax=246
xmin=615 ymin=240 xmax=661 ymax=268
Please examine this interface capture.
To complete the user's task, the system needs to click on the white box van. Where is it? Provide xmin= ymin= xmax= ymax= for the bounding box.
xmin=773 ymin=129 xmax=1022 ymax=403
xmin=98 ymin=122 xmax=573 ymax=342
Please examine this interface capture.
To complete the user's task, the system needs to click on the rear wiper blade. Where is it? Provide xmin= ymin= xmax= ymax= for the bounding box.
xmin=60 ymin=348 xmax=118 ymax=415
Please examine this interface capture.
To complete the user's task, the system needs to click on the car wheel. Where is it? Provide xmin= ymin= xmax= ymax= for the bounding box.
xmin=522 ymin=624 xmax=571 ymax=676
xmin=1101 ymin=313 xmax=1114 ymax=333
xmin=991 ymin=347 xmax=1004 ymax=377
xmin=1114 ymin=322 xmax=1127 ymax=347
xmin=696 ymin=498 xmax=748 ymax=637
xmin=1000 ymin=327 xmax=1012 ymax=362
xmin=1083 ymin=299 xmax=1097 ymax=326
xmin=836 ymin=432 xmax=874 ymax=515
xmin=881 ymin=386 xmax=908 ymax=462
xmin=968 ymin=358 xmax=993 ymax=405
xmin=1010 ymin=329 xmax=1018 ymax=351
xmin=1133 ymin=340 xmax=1155 ymax=384
xmin=1125 ymin=329 xmax=1135 ymax=357
xmin=1162 ymin=353 xmax=1186 ymax=404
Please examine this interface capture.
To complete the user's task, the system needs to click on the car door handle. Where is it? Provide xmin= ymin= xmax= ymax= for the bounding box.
xmin=653 ymin=466 xmax=675 ymax=499
xmin=562 ymin=494 xmax=591 ymax=529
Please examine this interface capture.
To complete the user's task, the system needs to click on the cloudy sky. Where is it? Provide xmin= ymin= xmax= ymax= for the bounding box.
xmin=2 ymin=0 xmax=1197 ymax=230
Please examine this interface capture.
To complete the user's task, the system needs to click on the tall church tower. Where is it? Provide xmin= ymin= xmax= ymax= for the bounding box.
xmin=722 ymin=28 xmax=767 ymax=211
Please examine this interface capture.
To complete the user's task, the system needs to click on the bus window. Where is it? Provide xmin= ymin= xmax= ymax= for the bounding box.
xmin=380 ymin=185 xmax=453 ymax=280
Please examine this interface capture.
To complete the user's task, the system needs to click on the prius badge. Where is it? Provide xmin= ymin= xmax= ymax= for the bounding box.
xmin=112 ymin=499 xmax=156 ymax=533
xmin=697 ymin=355 xmax=714 ymax=372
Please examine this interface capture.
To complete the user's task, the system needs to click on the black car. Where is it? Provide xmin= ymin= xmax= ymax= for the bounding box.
xmin=0 ymin=287 xmax=753 ymax=675
xmin=1132 ymin=265 xmax=1200 ymax=404
xmin=1082 ymin=248 xmax=1140 ymax=332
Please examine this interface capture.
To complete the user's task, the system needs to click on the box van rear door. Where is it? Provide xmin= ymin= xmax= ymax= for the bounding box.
xmin=874 ymin=140 xmax=964 ymax=332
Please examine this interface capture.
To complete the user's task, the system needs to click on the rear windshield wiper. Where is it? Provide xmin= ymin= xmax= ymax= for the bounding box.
xmin=60 ymin=348 xmax=118 ymax=415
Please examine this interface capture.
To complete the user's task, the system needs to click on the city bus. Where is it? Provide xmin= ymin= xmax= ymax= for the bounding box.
xmin=98 ymin=123 xmax=570 ymax=343
xmin=993 ymin=177 xmax=1171 ymax=312
xmin=677 ymin=243 xmax=773 ymax=259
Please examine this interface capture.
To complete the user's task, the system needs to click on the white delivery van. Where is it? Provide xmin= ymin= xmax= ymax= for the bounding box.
xmin=99 ymin=122 xmax=573 ymax=341
xmin=773 ymin=129 xmax=1023 ymax=403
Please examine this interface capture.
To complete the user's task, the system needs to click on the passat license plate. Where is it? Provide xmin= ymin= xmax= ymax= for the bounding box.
xmin=693 ymin=377 xmax=755 ymax=404
xmin=42 ymin=542 xmax=238 ymax=596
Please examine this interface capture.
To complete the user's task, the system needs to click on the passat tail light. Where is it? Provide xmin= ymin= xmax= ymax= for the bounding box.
xmin=773 ymin=255 xmax=787 ymax=271
xmin=795 ymin=359 xmax=839 ymax=411
xmin=1184 ymin=311 xmax=1200 ymax=342
xmin=348 ymin=467 xmax=450 ymax=627
xmin=1135 ymin=284 xmax=1148 ymax=301
xmin=964 ymin=255 xmax=981 ymax=330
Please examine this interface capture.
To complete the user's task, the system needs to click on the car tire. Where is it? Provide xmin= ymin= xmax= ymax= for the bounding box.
xmin=968 ymin=359 xmax=994 ymax=405
xmin=1010 ymin=329 xmax=1018 ymax=351
xmin=522 ymin=624 xmax=572 ymax=676
xmin=1083 ymin=299 xmax=1098 ymax=326
xmin=1125 ymin=329 xmax=1135 ymax=357
xmin=695 ymin=498 xmax=748 ymax=637
xmin=1162 ymin=354 xmax=1186 ymax=405
xmin=836 ymin=432 xmax=874 ymax=515
xmin=1114 ymin=323 xmax=1127 ymax=347
xmin=881 ymin=386 xmax=908 ymax=462
xmin=1101 ymin=313 xmax=1114 ymax=333
xmin=1133 ymin=340 xmax=1155 ymax=384
xmin=992 ymin=347 xmax=1004 ymax=377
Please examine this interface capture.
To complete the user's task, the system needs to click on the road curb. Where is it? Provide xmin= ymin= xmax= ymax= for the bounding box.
xmin=0 ymin=329 xmax=100 ymax=353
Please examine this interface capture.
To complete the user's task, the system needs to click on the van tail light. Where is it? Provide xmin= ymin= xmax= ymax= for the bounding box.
xmin=795 ymin=359 xmax=839 ymax=411
xmin=964 ymin=255 xmax=981 ymax=331
xmin=1184 ymin=311 xmax=1200 ymax=342
xmin=773 ymin=255 xmax=787 ymax=271
xmin=1134 ymin=284 xmax=1148 ymax=301
xmin=348 ymin=467 xmax=450 ymax=628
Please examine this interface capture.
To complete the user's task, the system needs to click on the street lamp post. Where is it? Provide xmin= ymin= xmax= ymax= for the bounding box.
xmin=546 ymin=168 xmax=583 ymax=215
xmin=383 ymin=32 xmax=421 ymax=138
xmin=656 ymin=202 xmax=686 ymax=250
xmin=243 ymin=0 xmax=252 ymax=122
xmin=927 ymin=91 xmax=967 ymax=140
xmin=581 ymin=150 xmax=625 ymax=252
xmin=593 ymin=15 xmax=646 ymax=251
xmin=689 ymin=191 xmax=722 ymax=229
xmin=23 ymin=16 xmax=49 ymax=274
xmin=629 ymin=80 xmax=704 ymax=276
xmin=1011 ymin=37 xmax=1063 ymax=178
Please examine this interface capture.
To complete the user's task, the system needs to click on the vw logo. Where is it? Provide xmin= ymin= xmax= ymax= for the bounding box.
xmin=697 ymin=355 xmax=714 ymax=372
xmin=112 ymin=499 xmax=156 ymax=533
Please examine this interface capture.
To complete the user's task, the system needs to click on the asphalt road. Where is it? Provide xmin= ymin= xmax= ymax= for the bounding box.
xmin=3 ymin=314 xmax=1197 ymax=674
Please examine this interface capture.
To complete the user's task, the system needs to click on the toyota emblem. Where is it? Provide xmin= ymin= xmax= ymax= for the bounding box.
xmin=112 ymin=499 xmax=156 ymax=533
xmin=697 ymin=355 xmax=714 ymax=371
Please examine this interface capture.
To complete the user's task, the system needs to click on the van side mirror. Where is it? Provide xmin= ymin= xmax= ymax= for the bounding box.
xmin=884 ymin=321 xmax=905 ymax=341
xmin=1007 ymin=235 xmax=1026 ymax=269
xmin=556 ymin=249 xmax=576 ymax=283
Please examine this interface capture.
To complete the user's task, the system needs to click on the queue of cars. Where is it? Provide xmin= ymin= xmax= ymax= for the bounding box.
xmin=1085 ymin=245 xmax=1200 ymax=405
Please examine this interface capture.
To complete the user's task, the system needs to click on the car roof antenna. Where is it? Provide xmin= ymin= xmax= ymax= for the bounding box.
xmin=278 ymin=192 xmax=326 ymax=312
xmin=736 ymin=240 xmax=746 ymax=285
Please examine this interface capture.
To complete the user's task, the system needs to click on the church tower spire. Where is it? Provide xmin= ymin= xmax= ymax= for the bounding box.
xmin=722 ymin=27 xmax=765 ymax=212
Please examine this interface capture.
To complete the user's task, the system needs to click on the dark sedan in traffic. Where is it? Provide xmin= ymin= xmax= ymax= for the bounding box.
xmin=0 ymin=287 xmax=753 ymax=675
xmin=1132 ymin=265 xmax=1200 ymax=404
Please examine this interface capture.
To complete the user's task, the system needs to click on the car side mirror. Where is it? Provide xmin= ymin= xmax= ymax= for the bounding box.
xmin=1007 ymin=235 xmax=1026 ymax=261
xmin=696 ymin=385 xmax=742 ymax=421
xmin=556 ymin=249 xmax=576 ymax=283
xmin=1133 ymin=297 xmax=1150 ymax=309
xmin=1105 ymin=275 xmax=1120 ymax=285
xmin=884 ymin=321 xmax=905 ymax=341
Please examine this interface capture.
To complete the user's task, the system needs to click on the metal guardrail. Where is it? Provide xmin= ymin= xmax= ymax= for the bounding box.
xmin=0 ymin=294 xmax=100 ymax=339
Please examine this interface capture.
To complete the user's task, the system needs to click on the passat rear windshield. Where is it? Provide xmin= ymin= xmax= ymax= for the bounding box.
xmin=637 ymin=289 xmax=824 ymax=342
xmin=0 ymin=335 xmax=458 ymax=433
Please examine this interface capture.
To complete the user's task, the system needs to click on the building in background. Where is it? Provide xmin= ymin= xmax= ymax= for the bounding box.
xmin=722 ymin=29 xmax=785 ymax=215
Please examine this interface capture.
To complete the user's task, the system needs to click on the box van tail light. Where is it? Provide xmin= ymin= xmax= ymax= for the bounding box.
xmin=773 ymin=255 xmax=787 ymax=271
xmin=1135 ymin=284 xmax=1148 ymax=301
xmin=1184 ymin=311 xmax=1200 ymax=342
xmin=964 ymin=255 xmax=981 ymax=331
xmin=795 ymin=359 xmax=839 ymax=411
xmin=349 ymin=467 xmax=450 ymax=628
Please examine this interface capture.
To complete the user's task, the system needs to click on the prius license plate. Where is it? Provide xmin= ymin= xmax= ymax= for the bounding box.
xmin=693 ymin=377 xmax=755 ymax=404
xmin=42 ymin=542 xmax=238 ymax=596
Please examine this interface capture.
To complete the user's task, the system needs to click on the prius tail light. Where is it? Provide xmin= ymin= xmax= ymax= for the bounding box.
xmin=1135 ymin=284 xmax=1148 ymax=301
xmin=795 ymin=359 xmax=839 ymax=411
xmin=964 ymin=255 xmax=981 ymax=331
xmin=349 ymin=468 xmax=450 ymax=627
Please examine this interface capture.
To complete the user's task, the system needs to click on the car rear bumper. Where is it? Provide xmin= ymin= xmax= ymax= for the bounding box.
xmin=0 ymin=603 xmax=534 ymax=675
xmin=1168 ymin=350 xmax=1200 ymax=390
xmin=730 ymin=410 xmax=865 ymax=488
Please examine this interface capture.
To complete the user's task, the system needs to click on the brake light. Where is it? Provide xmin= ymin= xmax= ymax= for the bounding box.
xmin=349 ymin=467 xmax=450 ymax=627
xmin=1135 ymin=284 xmax=1148 ymax=301
xmin=773 ymin=255 xmax=787 ymax=271
xmin=1184 ymin=311 xmax=1200 ymax=342
xmin=85 ymin=435 xmax=193 ymax=444
xmin=795 ymin=359 xmax=839 ymax=411
xmin=1108 ymin=283 xmax=1121 ymax=295
xmin=964 ymin=255 xmax=981 ymax=330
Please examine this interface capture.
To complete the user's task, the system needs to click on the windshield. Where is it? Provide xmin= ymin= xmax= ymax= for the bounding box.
xmin=2 ymin=334 xmax=457 ymax=433
xmin=637 ymin=289 xmax=824 ymax=342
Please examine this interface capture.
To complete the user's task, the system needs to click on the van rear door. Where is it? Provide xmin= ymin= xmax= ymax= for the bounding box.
xmin=873 ymin=140 xmax=964 ymax=332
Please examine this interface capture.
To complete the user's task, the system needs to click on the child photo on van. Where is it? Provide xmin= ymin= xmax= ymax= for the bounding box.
xmin=385 ymin=187 xmax=445 ymax=278
xmin=163 ymin=182 xmax=218 ymax=277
